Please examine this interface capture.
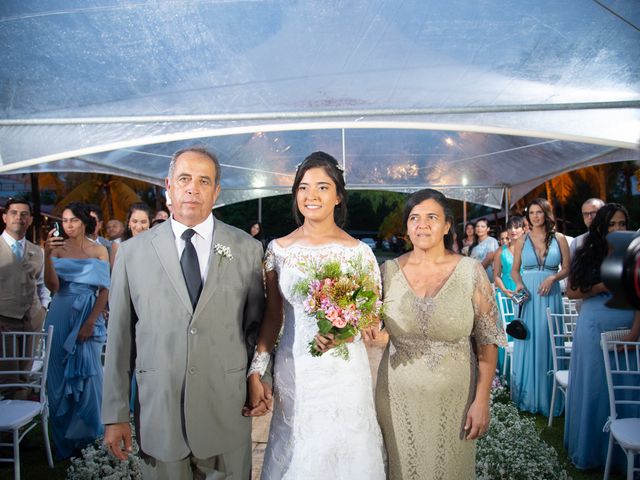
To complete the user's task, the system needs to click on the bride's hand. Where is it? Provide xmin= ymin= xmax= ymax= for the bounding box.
xmin=243 ymin=374 xmax=272 ymax=417
xmin=314 ymin=332 xmax=355 ymax=353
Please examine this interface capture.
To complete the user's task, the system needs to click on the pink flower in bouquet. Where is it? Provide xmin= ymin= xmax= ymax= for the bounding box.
xmin=343 ymin=304 xmax=360 ymax=326
xmin=304 ymin=297 xmax=317 ymax=313
xmin=326 ymin=306 xmax=347 ymax=328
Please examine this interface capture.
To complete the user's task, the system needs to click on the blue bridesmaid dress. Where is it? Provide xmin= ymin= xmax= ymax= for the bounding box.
xmin=497 ymin=245 xmax=516 ymax=376
xmin=498 ymin=245 xmax=516 ymax=291
xmin=44 ymin=257 xmax=110 ymax=459
xmin=564 ymin=293 xmax=638 ymax=471
xmin=512 ymin=235 xmax=563 ymax=416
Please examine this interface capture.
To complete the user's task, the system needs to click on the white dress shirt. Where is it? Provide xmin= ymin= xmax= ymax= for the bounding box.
xmin=1 ymin=230 xmax=51 ymax=308
xmin=170 ymin=214 xmax=214 ymax=284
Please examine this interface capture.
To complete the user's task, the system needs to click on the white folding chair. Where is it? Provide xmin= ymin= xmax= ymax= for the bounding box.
xmin=496 ymin=292 xmax=515 ymax=379
xmin=546 ymin=307 xmax=577 ymax=427
xmin=562 ymin=296 xmax=578 ymax=315
xmin=601 ymin=330 xmax=640 ymax=480
xmin=0 ymin=326 xmax=54 ymax=480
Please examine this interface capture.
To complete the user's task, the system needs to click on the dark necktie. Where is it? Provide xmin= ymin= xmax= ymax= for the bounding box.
xmin=180 ymin=229 xmax=202 ymax=308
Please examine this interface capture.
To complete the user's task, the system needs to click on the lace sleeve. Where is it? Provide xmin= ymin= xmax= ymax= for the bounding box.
xmin=471 ymin=260 xmax=507 ymax=347
xmin=263 ymin=241 xmax=277 ymax=273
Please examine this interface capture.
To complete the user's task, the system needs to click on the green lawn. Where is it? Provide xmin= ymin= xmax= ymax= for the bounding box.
xmin=528 ymin=413 xmax=625 ymax=480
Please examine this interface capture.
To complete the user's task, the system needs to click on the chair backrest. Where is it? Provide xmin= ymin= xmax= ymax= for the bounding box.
xmin=0 ymin=326 xmax=54 ymax=404
xmin=496 ymin=292 xmax=515 ymax=332
xmin=562 ymin=297 xmax=578 ymax=315
xmin=600 ymin=331 xmax=640 ymax=420
xmin=546 ymin=307 xmax=577 ymax=372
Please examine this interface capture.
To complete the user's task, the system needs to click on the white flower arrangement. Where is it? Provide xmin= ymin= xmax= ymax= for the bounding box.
xmin=214 ymin=244 xmax=233 ymax=260
xmin=476 ymin=377 xmax=570 ymax=480
xmin=67 ymin=427 xmax=142 ymax=480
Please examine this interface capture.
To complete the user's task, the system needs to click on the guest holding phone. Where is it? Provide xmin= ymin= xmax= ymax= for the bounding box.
xmin=44 ymin=202 xmax=110 ymax=459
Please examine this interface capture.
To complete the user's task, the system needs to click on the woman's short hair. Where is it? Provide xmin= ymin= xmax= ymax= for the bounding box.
xmin=402 ymin=189 xmax=455 ymax=251
xmin=506 ymin=215 xmax=524 ymax=230
xmin=124 ymin=202 xmax=152 ymax=240
xmin=291 ymin=151 xmax=348 ymax=227
xmin=64 ymin=202 xmax=96 ymax=234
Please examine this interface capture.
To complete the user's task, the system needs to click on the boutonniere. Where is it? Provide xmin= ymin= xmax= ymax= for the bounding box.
xmin=214 ymin=244 xmax=234 ymax=262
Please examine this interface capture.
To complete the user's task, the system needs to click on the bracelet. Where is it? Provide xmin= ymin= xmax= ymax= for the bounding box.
xmin=247 ymin=350 xmax=270 ymax=379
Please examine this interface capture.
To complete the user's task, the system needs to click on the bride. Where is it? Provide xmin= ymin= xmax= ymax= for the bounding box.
xmin=246 ymin=151 xmax=385 ymax=479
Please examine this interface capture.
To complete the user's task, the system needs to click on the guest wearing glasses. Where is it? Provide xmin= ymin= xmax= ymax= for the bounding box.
xmin=570 ymin=198 xmax=604 ymax=258
xmin=564 ymin=203 xmax=640 ymax=472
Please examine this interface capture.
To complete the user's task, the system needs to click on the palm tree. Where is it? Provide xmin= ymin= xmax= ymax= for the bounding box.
xmin=54 ymin=174 xmax=150 ymax=221
xmin=547 ymin=172 xmax=576 ymax=232
xmin=575 ymin=164 xmax=610 ymax=200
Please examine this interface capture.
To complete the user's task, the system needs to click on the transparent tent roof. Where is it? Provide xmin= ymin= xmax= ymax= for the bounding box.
xmin=1 ymin=0 xmax=638 ymax=208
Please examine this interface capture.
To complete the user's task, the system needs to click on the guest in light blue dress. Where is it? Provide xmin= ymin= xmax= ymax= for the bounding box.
xmin=511 ymin=198 xmax=570 ymax=417
xmin=564 ymin=203 xmax=640 ymax=471
xmin=494 ymin=216 xmax=525 ymax=298
xmin=493 ymin=216 xmax=525 ymax=377
xmin=44 ymin=202 xmax=110 ymax=459
xmin=470 ymin=218 xmax=499 ymax=282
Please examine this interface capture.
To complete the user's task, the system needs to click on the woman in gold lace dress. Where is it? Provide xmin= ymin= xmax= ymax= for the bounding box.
xmin=375 ymin=189 xmax=506 ymax=479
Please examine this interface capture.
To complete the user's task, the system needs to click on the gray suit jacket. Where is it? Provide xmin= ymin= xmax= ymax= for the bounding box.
xmin=102 ymin=219 xmax=264 ymax=462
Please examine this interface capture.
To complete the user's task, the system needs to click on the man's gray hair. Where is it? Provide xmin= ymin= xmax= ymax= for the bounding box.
xmin=168 ymin=146 xmax=221 ymax=186
xmin=582 ymin=198 xmax=605 ymax=209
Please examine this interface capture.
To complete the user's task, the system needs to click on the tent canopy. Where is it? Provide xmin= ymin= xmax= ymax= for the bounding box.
xmin=1 ymin=1 xmax=638 ymax=208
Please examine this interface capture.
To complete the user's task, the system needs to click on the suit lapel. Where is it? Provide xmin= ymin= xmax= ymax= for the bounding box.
xmin=194 ymin=221 xmax=231 ymax=317
xmin=152 ymin=222 xmax=193 ymax=313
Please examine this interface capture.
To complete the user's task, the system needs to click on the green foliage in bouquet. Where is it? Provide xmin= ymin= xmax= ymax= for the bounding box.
xmin=294 ymin=255 xmax=382 ymax=360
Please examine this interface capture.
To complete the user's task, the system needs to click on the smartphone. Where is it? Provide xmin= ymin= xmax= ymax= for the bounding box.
xmin=52 ymin=222 xmax=61 ymax=237
xmin=512 ymin=290 xmax=530 ymax=305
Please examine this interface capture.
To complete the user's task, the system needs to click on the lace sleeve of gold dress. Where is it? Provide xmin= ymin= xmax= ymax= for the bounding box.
xmin=471 ymin=260 xmax=508 ymax=347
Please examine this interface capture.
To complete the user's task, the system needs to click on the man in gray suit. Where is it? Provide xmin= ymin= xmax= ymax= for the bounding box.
xmin=0 ymin=198 xmax=50 ymax=398
xmin=103 ymin=147 xmax=268 ymax=479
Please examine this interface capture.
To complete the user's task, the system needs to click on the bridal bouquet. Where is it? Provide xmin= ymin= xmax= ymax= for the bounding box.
xmin=294 ymin=256 xmax=383 ymax=360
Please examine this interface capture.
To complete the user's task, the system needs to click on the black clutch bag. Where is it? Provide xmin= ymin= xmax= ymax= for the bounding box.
xmin=506 ymin=319 xmax=528 ymax=340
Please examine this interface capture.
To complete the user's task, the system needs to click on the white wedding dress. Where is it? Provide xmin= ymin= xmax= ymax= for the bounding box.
xmin=261 ymin=241 xmax=385 ymax=480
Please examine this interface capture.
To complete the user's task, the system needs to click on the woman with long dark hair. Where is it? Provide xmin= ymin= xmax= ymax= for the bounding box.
xmin=564 ymin=203 xmax=640 ymax=471
xmin=247 ymin=151 xmax=384 ymax=479
xmin=460 ymin=222 xmax=476 ymax=256
xmin=43 ymin=202 xmax=110 ymax=459
xmin=110 ymin=202 xmax=151 ymax=266
xmin=511 ymin=198 xmax=570 ymax=416
xmin=376 ymin=189 xmax=505 ymax=478
xmin=470 ymin=218 xmax=499 ymax=281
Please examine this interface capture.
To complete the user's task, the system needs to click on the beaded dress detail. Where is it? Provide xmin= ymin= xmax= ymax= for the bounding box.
xmin=375 ymin=256 xmax=505 ymax=480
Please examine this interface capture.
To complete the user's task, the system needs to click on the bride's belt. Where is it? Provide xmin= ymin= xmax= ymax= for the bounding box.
xmin=389 ymin=336 xmax=468 ymax=369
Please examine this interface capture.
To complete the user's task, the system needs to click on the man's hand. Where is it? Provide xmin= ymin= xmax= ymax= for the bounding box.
xmin=104 ymin=422 xmax=133 ymax=460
